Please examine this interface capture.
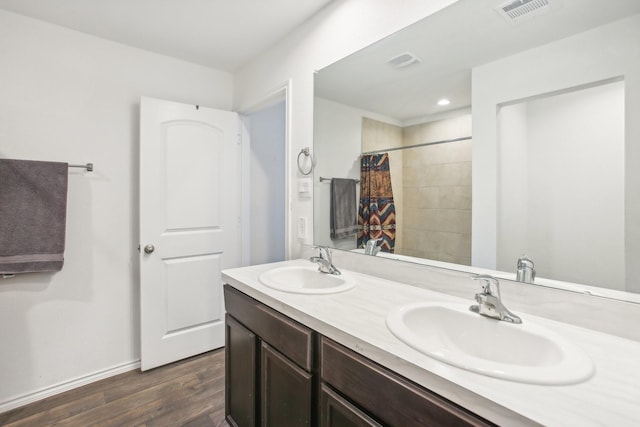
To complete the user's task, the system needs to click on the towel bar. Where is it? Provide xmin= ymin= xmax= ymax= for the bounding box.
xmin=319 ymin=177 xmax=360 ymax=183
xmin=69 ymin=163 xmax=93 ymax=171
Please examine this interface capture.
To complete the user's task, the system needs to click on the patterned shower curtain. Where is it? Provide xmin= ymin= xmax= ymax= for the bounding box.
xmin=357 ymin=153 xmax=396 ymax=253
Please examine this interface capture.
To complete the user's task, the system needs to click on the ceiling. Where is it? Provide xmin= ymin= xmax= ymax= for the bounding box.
xmin=0 ymin=0 xmax=332 ymax=71
xmin=314 ymin=0 xmax=640 ymax=123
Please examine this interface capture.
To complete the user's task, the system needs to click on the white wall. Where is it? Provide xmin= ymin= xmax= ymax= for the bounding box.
xmin=0 ymin=10 xmax=233 ymax=409
xmin=472 ymin=15 xmax=640 ymax=292
xmin=313 ymin=98 xmax=363 ymax=249
xmin=235 ymin=0 xmax=460 ymax=258
xmin=498 ymin=82 xmax=625 ymax=289
xmin=248 ymin=101 xmax=286 ymax=264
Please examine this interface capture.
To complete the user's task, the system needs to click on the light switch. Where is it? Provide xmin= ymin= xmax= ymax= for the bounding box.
xmin=298 ymin=177 xmax=312 ymax=198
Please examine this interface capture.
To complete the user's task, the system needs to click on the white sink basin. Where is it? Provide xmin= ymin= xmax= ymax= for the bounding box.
xmin=386 ymin=302 xmax=594 ymax=385
xmin=258 ymin=265 xmax=355 ymax=294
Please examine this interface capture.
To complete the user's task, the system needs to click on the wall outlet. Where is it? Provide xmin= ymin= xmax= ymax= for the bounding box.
xmin=297 ymin=217 xmax=307 ymax=239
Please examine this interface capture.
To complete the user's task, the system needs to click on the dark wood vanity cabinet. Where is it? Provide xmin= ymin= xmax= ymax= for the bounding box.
xmin=224 ymin=285 xmax=314 ymax=427
xmin=224 ymin=285 xmax=494 ymax=427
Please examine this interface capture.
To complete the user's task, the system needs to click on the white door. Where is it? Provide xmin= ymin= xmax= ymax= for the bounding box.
xmin=139 ymin=97 xmax=240 ymax=371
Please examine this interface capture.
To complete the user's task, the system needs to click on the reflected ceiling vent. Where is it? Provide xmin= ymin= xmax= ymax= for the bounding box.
xmin=496 ymin=0 xmax=554 ymax=24
xmin=386 ymin=52 xmax=422 ymax=69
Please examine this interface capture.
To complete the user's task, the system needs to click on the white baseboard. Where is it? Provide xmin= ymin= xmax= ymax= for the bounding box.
xmin=0 ymin=359 xmax=141 ymax=414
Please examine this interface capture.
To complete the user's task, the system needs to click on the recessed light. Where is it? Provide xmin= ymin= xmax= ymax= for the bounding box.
xmin=437 ymin=98 xmax=451 ymax=106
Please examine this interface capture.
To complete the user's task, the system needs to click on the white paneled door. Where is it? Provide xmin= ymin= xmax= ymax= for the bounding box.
xmin=139 ymin=97 xmax=240 ymax=370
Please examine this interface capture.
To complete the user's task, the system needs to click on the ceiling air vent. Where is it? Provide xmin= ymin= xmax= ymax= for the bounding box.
xmin=496 ymin=0 xmax=553 ymax=24
xmin=386 ymin=52 xmax=422 ymax=69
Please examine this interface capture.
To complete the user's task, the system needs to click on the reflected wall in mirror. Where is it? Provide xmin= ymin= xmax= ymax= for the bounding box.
xmin=313 ymin=0 xmax=640 ymax=300
xmin=497 ymin=80 xmax=625 ymax=290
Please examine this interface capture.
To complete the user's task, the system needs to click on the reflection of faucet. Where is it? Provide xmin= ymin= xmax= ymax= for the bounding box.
xmin=516 ymin=256 xmax=535 ymax=284
xmin=469 ymin=275 xmax=522 ymax=324
xmin=364 ymin=238 xmax=383 ymax=256
xmin=310 ymin=246 xmax=341 ymax=275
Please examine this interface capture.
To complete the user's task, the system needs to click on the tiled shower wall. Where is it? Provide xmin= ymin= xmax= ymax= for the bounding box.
xmin=403 ymin=115 xmax=472 ymax=264
xmin=362 ymin=115 xmax=472 ymax=264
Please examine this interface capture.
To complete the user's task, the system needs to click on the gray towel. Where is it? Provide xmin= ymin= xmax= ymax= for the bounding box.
xmin=330 ymin=178 xmax=358 ymax=239
xmin=0 ymin=159 xmax=69 ymax=274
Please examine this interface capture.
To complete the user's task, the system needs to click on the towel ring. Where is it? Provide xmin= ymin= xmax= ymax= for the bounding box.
xmin=297 ymin=147 xmax=314 ymax=175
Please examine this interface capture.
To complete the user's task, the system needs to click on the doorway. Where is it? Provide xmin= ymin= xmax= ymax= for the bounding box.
xmin=240 ymin=84 xmax=290 ymax=266
xmin=246 ymin=101 xmax=287 ymax=264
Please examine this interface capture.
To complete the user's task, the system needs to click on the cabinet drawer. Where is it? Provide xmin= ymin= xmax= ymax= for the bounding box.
xmin=320 ymin=337 xmax=495 ymax=427
xmin=224 ymin=285 xmax=313 ymax=371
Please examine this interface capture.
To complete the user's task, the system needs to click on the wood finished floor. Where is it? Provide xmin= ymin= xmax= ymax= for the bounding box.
xmin=0 ymin=349 xmax=229 ymax=427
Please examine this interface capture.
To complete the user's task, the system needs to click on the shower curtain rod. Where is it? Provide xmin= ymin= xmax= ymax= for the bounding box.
xmin=361 ymin=136 xmax=471 ymax=156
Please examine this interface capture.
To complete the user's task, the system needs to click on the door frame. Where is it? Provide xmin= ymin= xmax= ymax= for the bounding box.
xmin=238 ymin=80 xmax=292 ymax=264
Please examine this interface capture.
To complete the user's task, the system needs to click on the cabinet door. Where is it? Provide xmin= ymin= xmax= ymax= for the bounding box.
xmin=226 ymin=314 xmax=257 ymax=427
xmin=261 ymin=342 xmax=313 ymax=427
xmin=320 ymin=384 xmax=382 ymax=427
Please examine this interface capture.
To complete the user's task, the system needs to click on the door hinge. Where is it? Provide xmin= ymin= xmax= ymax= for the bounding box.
xmin=237 ymin=133 xmax=242 ymax=145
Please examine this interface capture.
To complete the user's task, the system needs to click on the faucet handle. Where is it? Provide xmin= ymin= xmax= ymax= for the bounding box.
xmin=517 ymin=255 xmax=534 ymax=269
xmin=472 ymin=274 xmax=501 ymax=299
xmin=313 ymin=245 xmax=332 ymax=262
xmin=364 ymin=238 xmax=383 ymax=255
xmin=516 ymin=255 xmax=536 ymax=283
xmin=310 ymin=246 xmax=341 ymax=275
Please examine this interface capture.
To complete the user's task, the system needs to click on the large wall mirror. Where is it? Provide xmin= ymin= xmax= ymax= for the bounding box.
xmin=313 ymin=0 xmax=640 ymax=302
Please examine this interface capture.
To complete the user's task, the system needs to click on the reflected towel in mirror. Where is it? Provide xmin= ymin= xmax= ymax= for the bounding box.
xmin=330 ymin=178 xmax=358 ymax=239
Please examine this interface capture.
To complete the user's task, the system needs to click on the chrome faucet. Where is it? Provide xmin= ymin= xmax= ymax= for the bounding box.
xmin=364 ymin=238 xmax=383 ymax=256
xmin=516 ymin=256 xmax=535 ymax=284
xmin=310 ymin=246 xmax=341 ymax=275
xmin=469 ymin=275 xmax=522 ymax=324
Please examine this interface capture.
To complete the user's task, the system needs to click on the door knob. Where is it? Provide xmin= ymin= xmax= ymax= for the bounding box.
xmin=144 ymin=244 xmax=155 ymax=254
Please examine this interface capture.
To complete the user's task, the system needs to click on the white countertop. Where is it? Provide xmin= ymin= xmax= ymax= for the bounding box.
xmin=222 ymin=259 xmax=640 ymax=426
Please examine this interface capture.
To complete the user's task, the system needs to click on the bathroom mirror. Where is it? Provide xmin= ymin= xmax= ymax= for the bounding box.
xmin=313 ymin=0 xmax=640 ymax=302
